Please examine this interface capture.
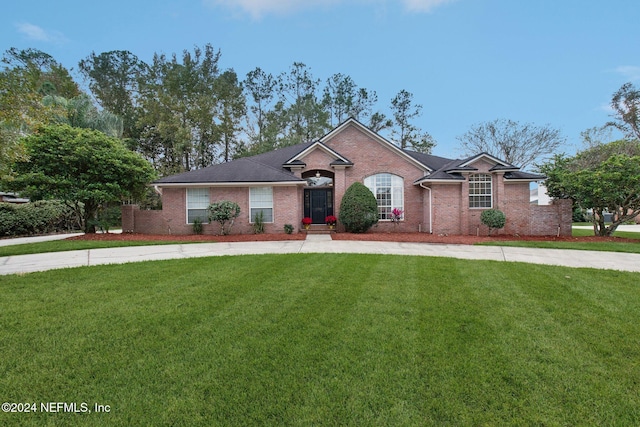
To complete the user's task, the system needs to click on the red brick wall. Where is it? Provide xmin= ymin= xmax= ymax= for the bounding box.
xmin=426 ymin=158 xmax=572 ymax=236
xmin=430 ymin=184 xmax=462 ymax=235
xmin=125 ymin=185 xmax=303 ymax=235
xmin=131 ymin=123 xmax=571 ymax=236
xmin=502 ymin=183 xmax=531 ymax=235
xmin=529 ymin=199 xmax=572 ymax=236
xmin=121 ymin=204 xmax=136 ymax=233
xmin=319 ymin=124 xmax=428 ymax=233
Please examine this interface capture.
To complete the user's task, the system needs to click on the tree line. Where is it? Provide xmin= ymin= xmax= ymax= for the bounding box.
xmin=1 ymin=45 xmax=436 ymax=178
xmin=2 ymin=44 xmax=639 ymax=237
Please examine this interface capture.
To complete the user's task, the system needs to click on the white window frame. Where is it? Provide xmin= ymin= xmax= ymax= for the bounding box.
xmin=469 ymin=173 xmax=493 ymax=208
xmin=249 ymin=187 xmax=274 ymax=223
xmin=186 ymin=188 xmax=210 ymax=224
xmin=364 ymin=173 xmax=404 ymax=221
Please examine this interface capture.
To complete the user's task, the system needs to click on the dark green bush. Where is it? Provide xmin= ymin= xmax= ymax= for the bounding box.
xmin=0 ymin=200 xmax=77 ymax=237
xmin=480 ymin=208 xmax=506 ymax=235
xmin=192 ymin=217 xmax=203 ymax=234
xmin=95 ymin=204 xmax=122 ymax=233
xmin=284 ymin=224 xmax=294 ymax=234
xmin=572 ymin=205 xmax=586 ymax=223
xmin=339 ymin=182 xmax=378 ymax=233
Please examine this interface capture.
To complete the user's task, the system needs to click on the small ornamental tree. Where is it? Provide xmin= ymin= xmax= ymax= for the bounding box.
xmin=208 ymin=201 xmax=241 ymax=235
xmin=539 ymin=140 xmax=640 ymax=236
xmin=480 ymin=209 xmax=506 ymax=235
xmin=339 ymin=182 xmax=378 ymax=233
xmin=8 ymin=124 xmax=156 ymax=233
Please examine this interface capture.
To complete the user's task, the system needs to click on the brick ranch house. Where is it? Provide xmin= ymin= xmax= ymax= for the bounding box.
xmin=122 ymin=118 xmax=571 ymax=236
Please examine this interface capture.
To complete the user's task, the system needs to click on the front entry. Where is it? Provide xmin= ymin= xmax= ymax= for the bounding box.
xmin=304 ymin=189 xmax=333 ymax=224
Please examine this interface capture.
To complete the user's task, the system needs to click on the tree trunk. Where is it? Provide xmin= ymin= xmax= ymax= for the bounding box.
xmin=83 ymin=202 xmax=97 ymax=234
xmin=594 ymin=209 xmax=607 ymax=236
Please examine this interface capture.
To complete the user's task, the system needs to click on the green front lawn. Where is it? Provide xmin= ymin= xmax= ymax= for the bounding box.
xmin=572 ymin=227 xmax=640 ymax=240
xmin=0 ymin=239 xmax=198 ymax=257
xmin=478 ymin=227 xmax=640 ymax=253
xmin=1 ymin=254 xmax=639 ymax=425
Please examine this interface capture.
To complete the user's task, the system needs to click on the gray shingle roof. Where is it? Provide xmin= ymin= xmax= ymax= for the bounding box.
xmin=403 ymin=150 xmax=454 ymax=171
xmin=504 ymin=171 xmax=546 ymax=180
xmin=154 ymin=130 xmax=544 ymax=185
xmin=155 ymin=142 xmax=314 ymax=184
xmin=414 ymin=154 xmax=544 ymax=184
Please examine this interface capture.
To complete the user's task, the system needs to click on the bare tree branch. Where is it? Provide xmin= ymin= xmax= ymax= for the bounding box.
xmin=456 ymin=119 xmax=565 ymax=168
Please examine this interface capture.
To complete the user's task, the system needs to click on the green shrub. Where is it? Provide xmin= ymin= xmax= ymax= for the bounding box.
xmin=96 ymin=204 xmax=122 ymax=233
xmin=192 ymin=217 xmax=203 ymax=234
xmin=208 ymin=201 xmax=241 ymax=235
xmin=572 ymin=205 xmax=586 ymax=223
xmin=252 ymin=210 xmax=265 ymax=234
xmin=0 ymin=200 xmax=77 ymax=237
xmin=284 ymin=224 xmax=294 ymax=234
xmin=480 ymin=208 xmax=506 ymax=235
xmin=339 ymin=182 xmax=378 ymax=233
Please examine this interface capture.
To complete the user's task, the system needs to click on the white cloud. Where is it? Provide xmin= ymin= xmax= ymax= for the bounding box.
xmin=205 ymin=0 xmax=454 ymax=19
xmin=614 ymin=65 xmax=640 ymax=82
xmin=15 ymin=22 xmax=67 ymax=44
xmin=598 ymin=102 xmax=613 ymax=113
xmin=206 ymin=0 xmax=340 ymax=19
xmin=400 ymin=0 xmax=457 ymax=13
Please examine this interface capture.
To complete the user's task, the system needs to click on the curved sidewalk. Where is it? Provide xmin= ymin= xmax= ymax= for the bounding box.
xmin=2 ymin=234 xmax=640 ymax=275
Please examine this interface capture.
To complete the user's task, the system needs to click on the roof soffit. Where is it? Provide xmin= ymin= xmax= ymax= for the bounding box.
xmin=285 ymin=141 xmax=352 ymax=165
xmin=458 ymin=152 xmax=518 ymax=169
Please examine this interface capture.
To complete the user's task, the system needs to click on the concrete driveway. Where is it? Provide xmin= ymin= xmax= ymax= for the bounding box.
xmin=1 ymin=234 xmax=640 ymax=276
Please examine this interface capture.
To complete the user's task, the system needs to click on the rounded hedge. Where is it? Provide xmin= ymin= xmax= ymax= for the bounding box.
xmin=339 ymin=182 xmax=378 ymax=233
xmin=0 ymin=200 xmax=76 ymax=237
xmin=480 ymin=208 xmax=506 ymax=235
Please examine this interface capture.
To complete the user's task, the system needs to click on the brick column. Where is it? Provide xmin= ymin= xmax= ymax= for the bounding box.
xmin=333 ymin=167 xmax=347 ymax=218
xmin=460 ymin=174 xmax=469 ymax=235
xmin=121 ymin=204 xmax=139 ymax=233
xmin=494 ymin=172 xmax=505 ymax=209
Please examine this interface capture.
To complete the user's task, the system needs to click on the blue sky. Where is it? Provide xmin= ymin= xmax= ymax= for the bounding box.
xmin=2 ymin=0 xmax=639 ymax=161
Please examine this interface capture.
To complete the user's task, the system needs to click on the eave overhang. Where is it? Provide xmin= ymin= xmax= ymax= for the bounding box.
xmin=284 ymin=159 xmax=306 ymax=170
xmin=154 ymin=181 xmax=307 ymax=188
xmin=413 ymin=177 xmax=464 ymax=185
xmin=284 ymin=141 xmax=353 ymax=167
xmin=459 ymin=152 xmax=518 ymax=169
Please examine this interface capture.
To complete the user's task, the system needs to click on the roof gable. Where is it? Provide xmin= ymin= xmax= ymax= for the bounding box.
xmin=322 ymin=118 xmax=433 ymax=172
xmin=458 ymin=152 xmax=518 ymax=169
xmin=414 ymin=153 xmax=546 ymax=185
xmin=284 ymin=141 xmax=353 ymax=166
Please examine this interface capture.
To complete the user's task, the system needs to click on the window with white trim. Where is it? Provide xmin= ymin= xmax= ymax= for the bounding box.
xmin=469 ymin=173 xmax=492 ymax=208
xmin=186 ymin=188 xmax=210 ymax=223
xmin=250 ymin=187 xmax=273 ymax=222
xmin=364 ymin=173 xmax=404 ymax=220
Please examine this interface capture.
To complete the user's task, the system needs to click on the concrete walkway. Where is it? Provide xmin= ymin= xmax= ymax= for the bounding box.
xmin=0 ymin=232 xmax=84 ymax=247
xmin=1 ymin=233 xmax=640 ymax=275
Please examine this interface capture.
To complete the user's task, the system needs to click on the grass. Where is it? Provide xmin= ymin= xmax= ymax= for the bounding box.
xmin=0 ymin=239 xmax=199 ymax=257
xmin=1 ymin=254 xmax=639 ymax=425
xmin=572 ymin=227 xmax=640 ymax=240
xmin=477 ymin=227 xmax=640 ymax=253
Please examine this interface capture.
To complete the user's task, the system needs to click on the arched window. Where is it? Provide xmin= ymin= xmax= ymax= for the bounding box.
xmin=469 ymin=173 xmax=492 ymax=208
xmin=364 ymin=173 xmax=404 ymax=220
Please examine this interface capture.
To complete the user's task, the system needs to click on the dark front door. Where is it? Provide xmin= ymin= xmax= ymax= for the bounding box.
xmin=304 ymin=189 xmax=333 ymax=224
